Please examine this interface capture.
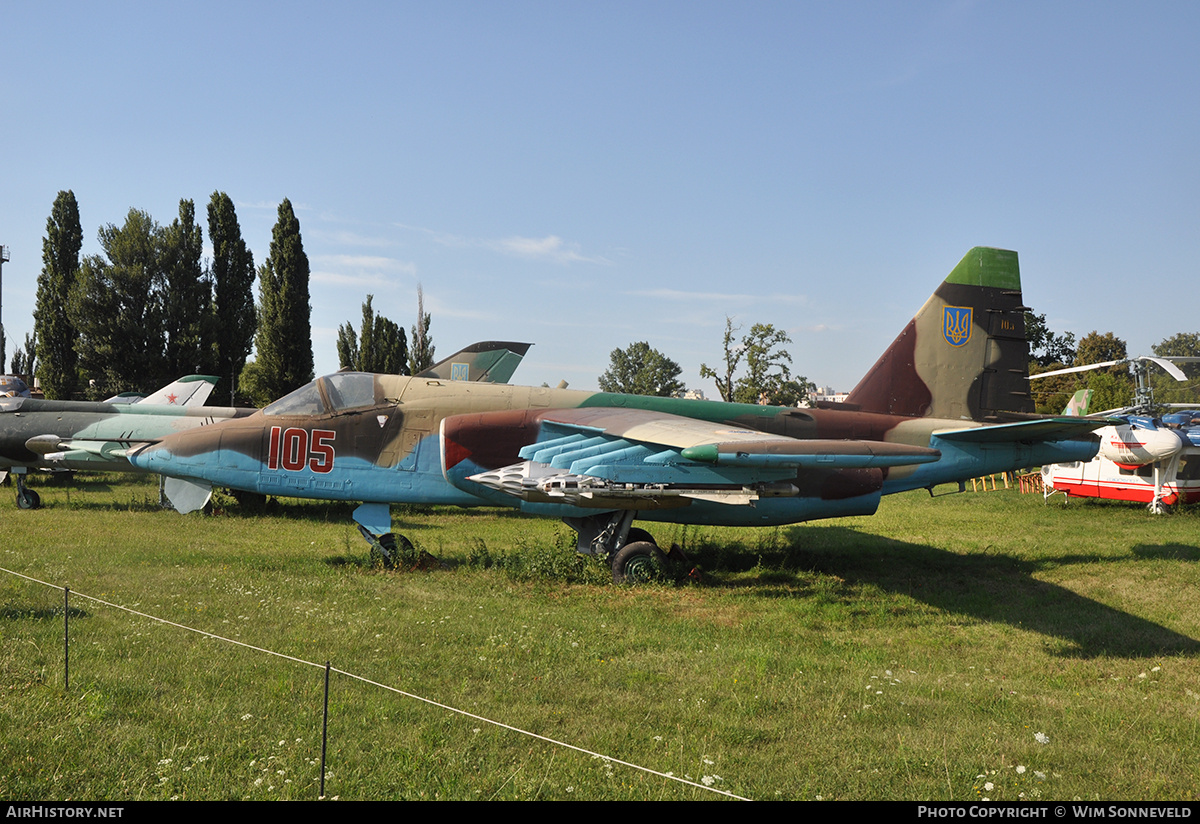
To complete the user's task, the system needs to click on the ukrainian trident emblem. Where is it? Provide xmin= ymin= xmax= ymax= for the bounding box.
xmin=943 ymin=306 xmax=972 ymax=347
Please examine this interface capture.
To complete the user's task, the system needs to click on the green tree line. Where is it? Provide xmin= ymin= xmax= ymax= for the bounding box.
xmin=27 ymin=191 xmax=309 ymax=406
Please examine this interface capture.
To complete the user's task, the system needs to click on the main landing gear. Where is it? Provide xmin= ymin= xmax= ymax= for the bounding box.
xmin=564 ymin=512 xmax=696 ymax=585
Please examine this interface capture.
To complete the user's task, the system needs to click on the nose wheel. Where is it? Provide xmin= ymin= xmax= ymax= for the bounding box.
xmin=356 ymin=523 xmax=414 ymax=569
xmin=15 ymin=475 xmax=41 ymax=510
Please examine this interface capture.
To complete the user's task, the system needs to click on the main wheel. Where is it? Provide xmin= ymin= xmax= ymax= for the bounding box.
xmin=625 ymin=527 xmax=656 ymax=546
xmin=16 ymin=488 xmax=41 ymax=510
xmin=611 ymin=541 xmax=667 ymax=585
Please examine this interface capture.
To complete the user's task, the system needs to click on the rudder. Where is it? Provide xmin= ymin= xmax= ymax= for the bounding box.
xmin=845 ymin=247 xmax=1033 ymax=421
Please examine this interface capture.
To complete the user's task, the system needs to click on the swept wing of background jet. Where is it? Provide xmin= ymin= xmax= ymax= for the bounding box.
xmin=125 ymin=248 xmax=1105 ymax=580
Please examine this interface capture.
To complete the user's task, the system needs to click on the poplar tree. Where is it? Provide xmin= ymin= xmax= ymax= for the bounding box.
xmin=207 ymin=192 xmax=256 ymax=395
xmin=408 ymin=284 xmax=434 ymax=375
xmin=70 ymin=209 xmax=165 ymax=397
xmin=253 ymin=199 xmax=313 ymax=402
xmin=34 ymin=190 xmax=83 ymax=398
xmin=337 ymin=295 xmax=408 ymax=374
xmin=160 ymin=199 xmax=210 ymax=379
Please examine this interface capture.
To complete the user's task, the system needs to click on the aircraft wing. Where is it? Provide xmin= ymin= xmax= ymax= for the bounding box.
xmin=24 ymin=434 xmax=143 ymax=462
xmin=444 ymin=407 xmax=940 ymax=509
xmin=931 ymin=417 xmax=1115 ymax=444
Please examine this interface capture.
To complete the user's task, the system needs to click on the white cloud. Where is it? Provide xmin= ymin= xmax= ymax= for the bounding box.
xmin=309 ymin=254 xmax=417 ymax=288
xmin=490 ymin=235 xmax=608 ymax=265
xmin=396 ymin=223 xmax=608 ymax=265
xmin=631 ymin=288 xmax=808 ymax=306
xmin=313 ymin=254 xmax=416 ymax=274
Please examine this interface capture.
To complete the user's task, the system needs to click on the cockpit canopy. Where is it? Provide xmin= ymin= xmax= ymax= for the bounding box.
xmin=0 ymin=376 xmax=31 ymax=398
xmin=262 ymin=372 xmax=383 ymax=417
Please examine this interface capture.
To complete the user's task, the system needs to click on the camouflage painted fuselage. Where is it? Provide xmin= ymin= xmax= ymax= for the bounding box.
xmin=127 ymin=375 xmax=1097 ymax=526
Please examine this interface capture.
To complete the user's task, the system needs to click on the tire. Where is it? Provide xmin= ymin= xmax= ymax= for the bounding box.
xmin=625 ymin=527 xmax=656 ymax=547
xmin=611 ymin=541 xmax=667 ymax=585
xmin=16 ymin=488 xmax=40 ymax=510
xmin=371 ymin=532 xmax=414 ymax=569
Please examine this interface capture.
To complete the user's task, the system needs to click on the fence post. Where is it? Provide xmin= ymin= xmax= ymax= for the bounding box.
xmin=321 ymin=661 xmax=331 ymax=798
xmin=63 ymin=586 xmax=70 ymax=692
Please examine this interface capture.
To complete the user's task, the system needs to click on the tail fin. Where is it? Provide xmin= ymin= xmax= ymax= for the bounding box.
xmin=137 ymin=375 xmax=220 ymax=407
xmin=1060 ymin=388 xmax=1093 ymax=416
xmin=418 ymin=341 xmax=533 ymax=383
xmin=845 ymin=247 xmax=1033 ymax=421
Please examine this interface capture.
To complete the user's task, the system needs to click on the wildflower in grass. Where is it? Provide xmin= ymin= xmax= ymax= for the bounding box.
xmin=984 ymin=782 xmax=994 ymax=791
xmin=1034 ymin=732 xmax=1049 ymax=745
xmin=1016 ymin=765 xmax=1025 ymax=774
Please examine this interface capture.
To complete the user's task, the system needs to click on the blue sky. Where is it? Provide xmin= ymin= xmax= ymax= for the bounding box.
xmin=2 ymin=1 xmax=1197 ymax=395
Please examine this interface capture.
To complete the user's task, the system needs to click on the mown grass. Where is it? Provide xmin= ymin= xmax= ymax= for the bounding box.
xmin=2 ymin=473 xmax=1199 ymax=800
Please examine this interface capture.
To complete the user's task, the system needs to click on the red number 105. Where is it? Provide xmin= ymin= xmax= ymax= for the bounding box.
xmin=267 ymin=427 xmax=336 ymax=473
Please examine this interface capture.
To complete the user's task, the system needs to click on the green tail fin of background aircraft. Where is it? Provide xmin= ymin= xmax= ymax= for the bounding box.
xmin=1061 ymin=388 xmax=1093 ymax=417
xmin=418 ymin=341 xmax=532 ymax=383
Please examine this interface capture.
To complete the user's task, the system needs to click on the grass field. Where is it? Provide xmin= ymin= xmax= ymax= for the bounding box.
xmin=2 ymin=472 xmax=1199 ymax=800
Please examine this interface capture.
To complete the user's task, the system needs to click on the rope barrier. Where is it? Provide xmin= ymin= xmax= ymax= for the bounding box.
xmin=1 ymin=564 xmax=749 ymax=800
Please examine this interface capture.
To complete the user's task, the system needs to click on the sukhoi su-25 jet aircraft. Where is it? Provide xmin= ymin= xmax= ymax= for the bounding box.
xmin=126 ymin=248 xmax=1105 ymax=581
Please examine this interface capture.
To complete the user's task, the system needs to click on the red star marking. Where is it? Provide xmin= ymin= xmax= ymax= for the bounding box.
xmin=166 ymin=393 xmax=179 ymax=404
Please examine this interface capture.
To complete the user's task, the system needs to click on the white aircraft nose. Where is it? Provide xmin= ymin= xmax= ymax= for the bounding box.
xmin=1099 ymin=424 xmax=1185 ymax=466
